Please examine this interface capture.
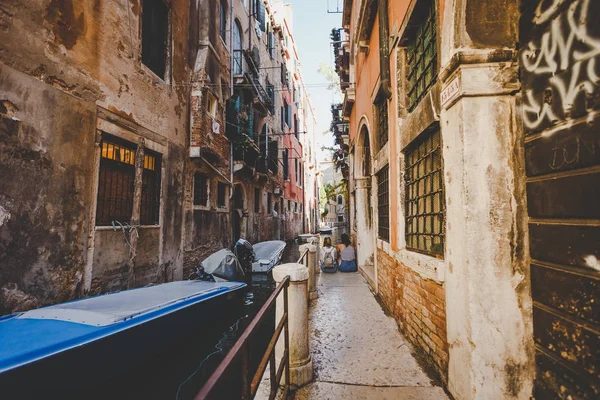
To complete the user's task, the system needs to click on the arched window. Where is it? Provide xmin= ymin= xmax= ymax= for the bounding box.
xmin=233 ymin=20 xmax=243 ymax=75
xmin=337 ymin=195 xmax=343 ymax=205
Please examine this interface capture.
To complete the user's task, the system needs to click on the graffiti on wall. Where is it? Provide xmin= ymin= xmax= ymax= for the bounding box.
xmin=520 ymin=1 xmax=600 ymax=399
xmin=521 ymin=0 xmax=600 ymax=132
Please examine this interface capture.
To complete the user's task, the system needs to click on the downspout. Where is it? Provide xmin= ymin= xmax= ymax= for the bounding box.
xmin=378 ymin=0 xmax=392 ymax=99
xmin=230 ymin=0 xmax=235 ymax=244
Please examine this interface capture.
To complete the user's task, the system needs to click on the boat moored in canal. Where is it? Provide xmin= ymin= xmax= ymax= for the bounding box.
xmin=0 ymin=280 xmax=247 ymax=399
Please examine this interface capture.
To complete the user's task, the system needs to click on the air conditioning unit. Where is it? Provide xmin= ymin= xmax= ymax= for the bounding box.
xmin=274 ymin=188 xmax=282 ymax=195
xmin=211 ymin=119 xmax=220 ymax=134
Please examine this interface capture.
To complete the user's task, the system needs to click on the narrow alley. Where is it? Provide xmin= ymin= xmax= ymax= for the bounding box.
xmin=298 ymin=271 xmax=447 ymax=399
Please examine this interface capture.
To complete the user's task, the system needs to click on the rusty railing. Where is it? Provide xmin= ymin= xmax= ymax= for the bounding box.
xmin=195 ymin=276 xmax=291 ymax=400
xmin=297 ymin=247 xmax=309 ymax=267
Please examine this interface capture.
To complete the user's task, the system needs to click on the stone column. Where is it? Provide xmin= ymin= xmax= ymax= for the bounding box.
xmin=272 ymin=263 xmax=313 ymax=387
xmin=439 ymin=1 xmax=534 ymax=399
xmin=299 ymin=242 xmax=318 ymax=300
xmin=354 ymin=177 xmax=376 ymax=287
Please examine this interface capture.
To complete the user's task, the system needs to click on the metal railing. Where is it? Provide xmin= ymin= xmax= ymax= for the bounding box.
xmin=195 ymin=276 xmax=291 ymax=400
xmin=297 ymin=248 xmax=309 ymax=267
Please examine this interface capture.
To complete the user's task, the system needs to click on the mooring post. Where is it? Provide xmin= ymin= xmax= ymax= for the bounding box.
xmin=272 ymin=263 xmax=313 ymax=387
xmin=299 ymin=242 xmax=318 ymax=300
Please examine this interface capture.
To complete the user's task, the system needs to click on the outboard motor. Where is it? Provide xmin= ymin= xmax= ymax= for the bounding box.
xmin=233 ymin=238 xmax=255 ymax=282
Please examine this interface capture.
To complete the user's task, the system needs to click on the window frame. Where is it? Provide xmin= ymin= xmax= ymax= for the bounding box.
xmin=141 ymin=0 xmax=171 ymax=81
xmin=217 ymin=181 xmax=228 ymax=209
xmin=404 ymin=127 xmax=445 ymax=258
xmin=193 ymin=173 xmax=210 ymax=208
xmin=376 ymin=164 xmax=390 ymax=242
xmin=95 ymin=133 xmax=162 ymax=227
xmin=405 ymin=0 xmax=437 ymax=111
xmin=219 ymin=0 xmax=228 ymax=44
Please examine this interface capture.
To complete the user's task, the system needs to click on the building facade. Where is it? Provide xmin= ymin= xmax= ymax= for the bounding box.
xmin=0 ymin=0 xmax=316 ymax=315
xmin=0 ymin=0 xmax=193 ymax=313
xmin=338 ymin=0 xmax=599 ymax=399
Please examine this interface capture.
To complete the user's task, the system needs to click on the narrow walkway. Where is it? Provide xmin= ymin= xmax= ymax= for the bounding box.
xmin=296 ymin=271 xmax=448 ymax=399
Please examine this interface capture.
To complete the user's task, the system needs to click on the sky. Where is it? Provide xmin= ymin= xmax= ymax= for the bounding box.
xmin=286 ymin=0 xmax=343 ymax=164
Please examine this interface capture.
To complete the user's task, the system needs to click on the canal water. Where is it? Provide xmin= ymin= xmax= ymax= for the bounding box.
xmin=119 ymin=241 xmax=303 ymax=400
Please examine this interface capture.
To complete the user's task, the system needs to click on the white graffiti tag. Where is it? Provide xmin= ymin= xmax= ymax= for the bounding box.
xmin=522 ymin=0 xmax=600 ymax=131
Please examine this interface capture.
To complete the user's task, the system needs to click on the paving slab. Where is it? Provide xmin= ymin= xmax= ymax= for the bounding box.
xmin=311 ymin=272 xmax=432 ymax=387
xmin=294 ymin=381 xmax=448 ymax=400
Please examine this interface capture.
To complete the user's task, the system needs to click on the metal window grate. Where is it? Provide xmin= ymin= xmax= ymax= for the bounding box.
xmin=406 ymin=0 xmax=437 ymax=111
xmin=405 ymin=128 xmax=444 ymax=257
xmin=96 ymin=138 xmax=136 ymax=226
xmin=377 ymin=165 xmax=390 ymax=241
xmin=140 ymin=151 xmax=161 ymax=225
xmin=376 ymin=94 xmax=389 ymax=147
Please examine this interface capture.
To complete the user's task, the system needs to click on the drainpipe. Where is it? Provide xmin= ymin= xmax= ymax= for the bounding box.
xmin=230 ymin=0 xmax=235 ymax=244
xmin=378 ymin=0 xmax=392 ymax=99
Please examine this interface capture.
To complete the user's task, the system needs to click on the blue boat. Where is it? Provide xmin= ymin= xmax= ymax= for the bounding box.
xmin=0 ymin=280 xmax=246 ymax=399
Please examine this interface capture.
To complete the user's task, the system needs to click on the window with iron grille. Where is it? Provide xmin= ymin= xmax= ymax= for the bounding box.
xmin=217 ymin=182 xmax=227 ymax=208
xmin=377 ymin=165 xmax=390 ymax=241
xmin=96 ymin=134 xmax=161 ymax=226
xmin=140 ymin=150 xmax=161 ymax=225
xmin=375 ymin=93 xmax=388 ymax=147
xmin=406 ymin=0 xmax=437 ymax=111
xmin=194 ymin=173 xmax=209 ymax=207
xmin=142 ymin=0 xmax=169 ymax=79
xmin=405 ymin=128 xmax=444 ymax=257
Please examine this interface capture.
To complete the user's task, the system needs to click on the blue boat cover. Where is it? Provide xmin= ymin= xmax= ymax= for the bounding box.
xmin=0 ymin=280 xmax=245 ymax=374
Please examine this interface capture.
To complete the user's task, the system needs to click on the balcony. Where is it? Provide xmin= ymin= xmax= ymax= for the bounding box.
xmin=232 ymin=49 xmax=271 ymax=109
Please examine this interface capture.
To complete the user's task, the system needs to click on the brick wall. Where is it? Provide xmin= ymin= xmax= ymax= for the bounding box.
xmin=377 ymin=249 xmax=449 ymax=384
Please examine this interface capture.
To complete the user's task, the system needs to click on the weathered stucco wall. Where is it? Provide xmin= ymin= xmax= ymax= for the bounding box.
xmin=440 ymin=1 xmax=534 ymax=398
xmin=0 ymin=0 xmax=191 ymax=313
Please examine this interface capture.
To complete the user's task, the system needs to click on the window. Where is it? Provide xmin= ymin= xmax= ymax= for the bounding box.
xmin=294 ymin=158 xmax=298 ymax=183
xmin=377 ymin=165 xmax=390 ymax=241
xmin=288 ymin=200 xmax=291 ymax=212
xmin=193 ymin=173 xmax=209 ymax=207
xmin=142 ymin=0 xmax=169 ymax=79
xmin=268 ymin=140 xmax=278 ymax=173
xmin=375 ymin=92 xmax=389 ymax=147
xmin=406 ymin=0 xmax=437 ymax=111
xmin=256 ymin=0 xmax=266 ymax=32
xmin=254 ymin=188 xmax=261 ymax=212
xmin=207 ymin=92 xmax=218 ymax=118
xmin=338 ymin=215 xmax=344 ymax=223
xmin=405 ymin=128 xmax=444 ymax=257
xmin=219 ymin=1 xmax=227 ymax=42
xmin=217 ymin=182 xmax=227 ymax=208
xmin=267 ymin=193 xmax=272 ymax=213
xmin=337 ymin=195 xmax=343 ymax=205
xmin=96 ymin=134 xmax=161 ymax=226
xmin=140 ymin=151 xmax=161 ymax=225
xmin=294 ymin=115 xmax=299 ymax=139
xmin=283 ymin=148 xmax=289 ymax=180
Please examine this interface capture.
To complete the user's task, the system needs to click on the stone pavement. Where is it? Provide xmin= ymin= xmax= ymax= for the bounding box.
xmin=295 ymin=271 xmax=448 ymax=399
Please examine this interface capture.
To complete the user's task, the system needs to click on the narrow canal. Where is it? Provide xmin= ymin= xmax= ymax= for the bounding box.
xmin=105 ymin=241 xmax=303 ymax=400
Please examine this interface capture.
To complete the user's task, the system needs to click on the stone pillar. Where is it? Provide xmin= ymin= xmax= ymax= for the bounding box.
xmin=272 ymin=263 xmax=313 ymax=387
xmin=299 ymin=242 xmax=318 ymax=300
xmin=439 ymin=1 xmax=534 ymax=399
xmin=354 ymin=177 xmax=376 ymax=288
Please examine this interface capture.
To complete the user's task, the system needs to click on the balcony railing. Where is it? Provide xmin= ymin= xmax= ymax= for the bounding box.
xmin=232 ymin=49 xmax=271 ymax=107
